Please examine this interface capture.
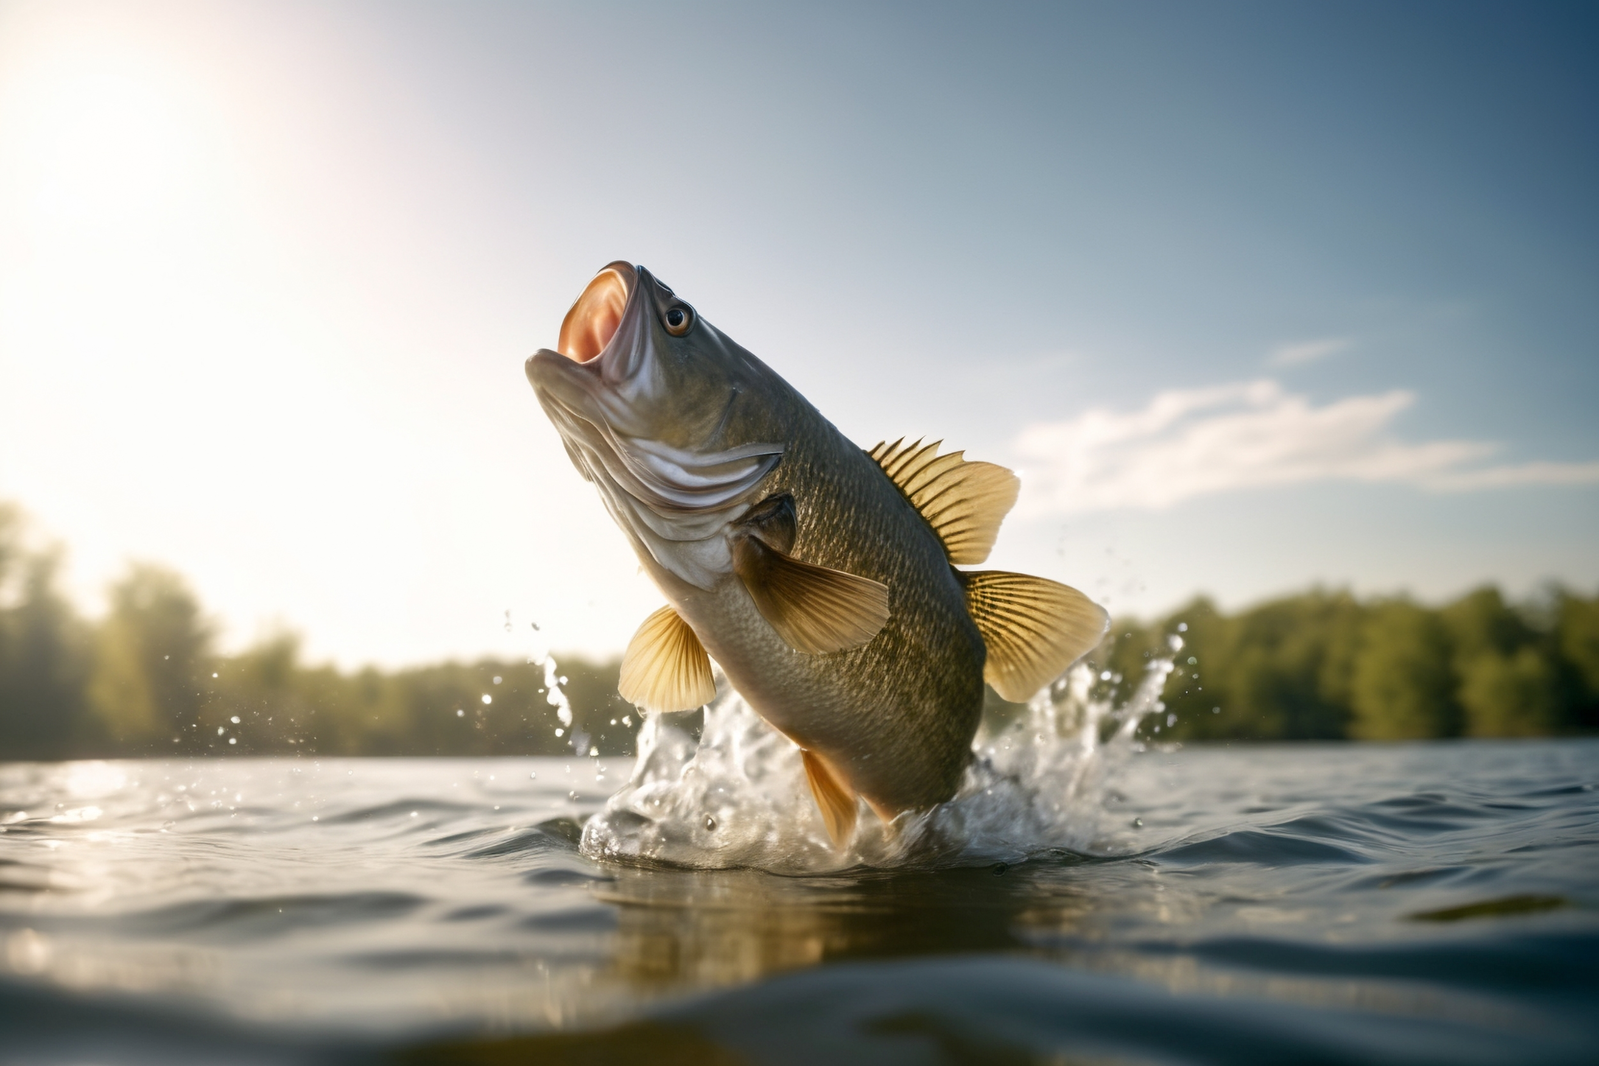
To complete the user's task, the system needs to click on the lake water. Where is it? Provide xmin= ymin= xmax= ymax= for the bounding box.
xmin=1 ymin=735 xmax=1595 ymax=1064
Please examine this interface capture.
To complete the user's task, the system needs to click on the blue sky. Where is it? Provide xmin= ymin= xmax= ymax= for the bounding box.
xmin=1 ymin=1 xmax=1594 ymax=665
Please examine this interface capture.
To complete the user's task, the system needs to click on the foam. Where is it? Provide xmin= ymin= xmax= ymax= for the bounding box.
xmin=581 ymin=640 xmax=1180 ymax=872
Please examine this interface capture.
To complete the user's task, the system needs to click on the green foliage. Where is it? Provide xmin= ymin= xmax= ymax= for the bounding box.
xmin=1555 ymin=591 xmax=1599 ymax=730
xmin=0 ymin=507 xmax=92 ymax=758
xmin=1441 ymin=587 xmax=1559 ymax=737
xmin=88 ymin=563 xmax=215 ymax=751
xmin=1349 ymin=601 xmax=1460 ymax=739
xmin=0 ymin=499 xmax=1596 ymax=756
xmin=1089 ymin=583 xmax=1598 ymax=744
xmin=1097 ymin=590 xmax=1361 ymax=742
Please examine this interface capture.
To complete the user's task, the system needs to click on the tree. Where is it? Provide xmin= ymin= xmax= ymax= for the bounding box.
xmin=1457 ymin=648 xmax=1559 ymax=737
xmin=1350 ymin=600 xmax=1460 ymax=740
xmin=0 ymin=507 xmax=92 ymax=758
xmin=1442 ymin=587 xmax=1558 ymax=736
xmin=1555 ymin=591 xmax=1599 ymax=731
xmin=87 ymin=564 xmax=214 ymax=751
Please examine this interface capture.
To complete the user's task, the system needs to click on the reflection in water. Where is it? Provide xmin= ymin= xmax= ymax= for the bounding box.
xmin=599 ymin=865 xmax=1078 ymax=992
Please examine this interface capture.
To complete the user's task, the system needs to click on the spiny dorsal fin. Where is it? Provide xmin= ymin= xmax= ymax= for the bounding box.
xmin=801 ymin=749 xmax=858 ymax=846
xmin=962 ymin=571 xmax=1109 ymax=702
xmin=733 ymin=536 xmax=890 ymax=654
xmin=869 ymin=438 xmax=1019 ymax=565
xmin=618 ymin=605 xmax=717 ymax=713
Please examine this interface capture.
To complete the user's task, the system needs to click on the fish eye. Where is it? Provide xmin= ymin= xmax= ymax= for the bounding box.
xmin=663 ymin=304 xmax=694 ymax=336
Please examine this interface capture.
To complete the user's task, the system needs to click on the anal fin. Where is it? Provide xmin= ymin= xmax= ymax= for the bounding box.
xmin=963 ymin=570 xmax=1109 ymax=702
xmin=733 ymin=536 xmax=890 ymax=654
xmin=617 ymin=605 xmax=717 ymax=713
xmin=801 ymin=749 xmax=858 ymax=846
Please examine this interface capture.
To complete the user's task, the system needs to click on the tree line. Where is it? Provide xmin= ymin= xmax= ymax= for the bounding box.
xmin=1 ymin=501 xmax=1595 ymax=759
xmin=1096 ymin=586 xmax=1599 ymax=742
xmin=0 ymin=503 xmax=632 ymax=760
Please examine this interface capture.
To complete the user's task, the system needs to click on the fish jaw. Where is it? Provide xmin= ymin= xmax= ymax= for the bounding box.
xmin=524 ymin=263 xmax=785 ymax=590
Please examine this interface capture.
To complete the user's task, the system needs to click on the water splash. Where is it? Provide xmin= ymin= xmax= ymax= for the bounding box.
xmin=582 ymin=639 xmax=1180 ymax=873
xmin=522 ymin=618 xmax=579 ymax=752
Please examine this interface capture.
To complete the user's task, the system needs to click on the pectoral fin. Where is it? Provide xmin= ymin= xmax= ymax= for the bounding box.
xmin=733 ymin=536 xmax=890 ymax=654
xmin=801 ymin=749 xmax=858 ymax=846
xmin=963 ymin=571 xmax=1109 ymax=702
xmin=617 ymin=605 xmax=717 ymax=713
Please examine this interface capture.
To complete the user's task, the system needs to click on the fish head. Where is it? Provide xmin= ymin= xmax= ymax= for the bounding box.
xmin=526 ymin=262 xmax=788 ymax=590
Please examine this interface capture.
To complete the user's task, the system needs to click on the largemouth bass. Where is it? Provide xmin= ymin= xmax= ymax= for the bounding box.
xmin=525 ymin=262 xmax=1107 ymax=843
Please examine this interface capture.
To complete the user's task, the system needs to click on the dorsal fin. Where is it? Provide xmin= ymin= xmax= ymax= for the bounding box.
xmin=869 ymin=439 xmax=1019 ymax=565
xmin=961 ymin=570 xmax=1109 ymax=702
xmin=617 ymin=605 xmax=717 ymax=713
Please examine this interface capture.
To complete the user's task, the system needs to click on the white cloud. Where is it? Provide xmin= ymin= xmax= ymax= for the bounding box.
xmin=1014 ymin=379 xmax=1599 ymax=515
xmin=1267 ymin=337 xmax=1349 ymax=366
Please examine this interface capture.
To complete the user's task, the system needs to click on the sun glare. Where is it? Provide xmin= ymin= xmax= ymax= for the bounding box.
xmin=3 ymin=33 xmax=213 ymax=240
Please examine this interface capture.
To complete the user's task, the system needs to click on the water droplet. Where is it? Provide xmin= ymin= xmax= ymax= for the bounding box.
xmin=1176 ymin=622 xmax=1188 ymax=632
xmin=493 ymin=675 xmax=502 ymax=684
xmin=528 ymin=771 xmax=537 ymax=779
xmin=1132 ymin=817 xmax=1144 ymax=828
xmin=410 ymin=811 xmax=418 ymax=817
xmin=228 ymin=737 xmax=236 ymax=745
xmin=230 ymin=716 xmax=240 ymax=724
xmin=481 ymin=694 xmax=492 ymax=705
xmin=456 ymin=709 xmax=465 ymax=717
xmin=567 ymin=790 xmax=579 ymax=801
xmin=704 ymin=816 xmax=716 ymax=831
xmin=554 ymin=728 xmax=564 ymax=737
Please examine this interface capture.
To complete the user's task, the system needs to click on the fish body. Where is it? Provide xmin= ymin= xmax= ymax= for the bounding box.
xmin=526 ymin=263 xmax=1105 ymax=837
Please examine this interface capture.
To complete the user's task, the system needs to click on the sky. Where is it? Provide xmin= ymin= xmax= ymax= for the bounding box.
xmin=0 ymin=0 xmax=1595 ymax=667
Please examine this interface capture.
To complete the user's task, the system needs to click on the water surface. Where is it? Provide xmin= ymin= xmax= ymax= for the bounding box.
xmin=1 ymin=740 xmax=1595 ymax=1064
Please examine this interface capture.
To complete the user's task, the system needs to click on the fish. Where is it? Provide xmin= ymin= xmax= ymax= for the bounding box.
xmin=525 ymin=262 xmax=1107 ymax=844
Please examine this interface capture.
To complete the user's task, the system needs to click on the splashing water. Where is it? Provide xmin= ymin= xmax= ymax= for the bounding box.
xmin=582 ymin=638 xmax=1181 ymax=872
xmin=523 ymin=619 xmax=580 ymax=753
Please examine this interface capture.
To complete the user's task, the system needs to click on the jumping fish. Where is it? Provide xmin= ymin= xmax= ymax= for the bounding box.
xmin=525 ymin=262 xmax=1107 ymax=843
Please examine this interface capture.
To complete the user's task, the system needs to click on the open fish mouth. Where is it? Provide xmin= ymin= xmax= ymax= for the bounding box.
xmin=525 ymin=262 xmax=784 ymax=588
xmin=557 ymin=261 xmax=634 ymax=364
